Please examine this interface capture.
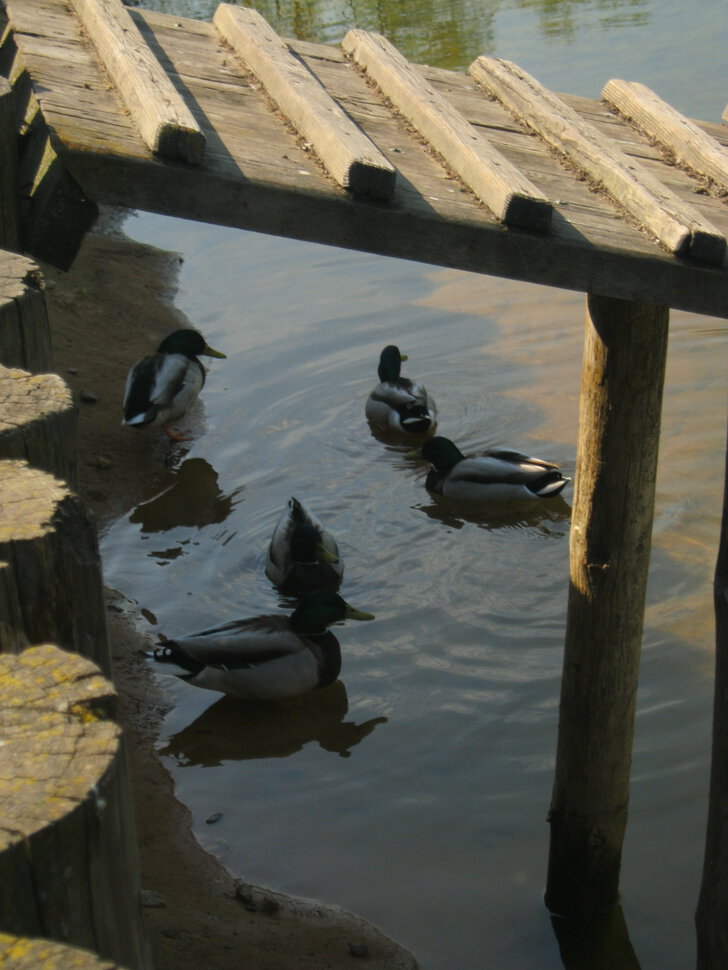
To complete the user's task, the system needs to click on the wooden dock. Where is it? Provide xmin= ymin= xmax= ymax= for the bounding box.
xmin=1 ymin=0 xmax=727 ymax=316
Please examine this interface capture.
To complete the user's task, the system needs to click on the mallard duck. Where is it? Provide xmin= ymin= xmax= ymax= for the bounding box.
xmin=365 ymin=344 xmax=437 ymax=436
xmin=412 ymin=435 xmax=569 ymax=501
xmin=265 ymin=497 xmax=343 ymax=593
xmin=122 ymin=328 xmax=226 ymax=440
xmin=153 ymin=590 xmax=374 ymax=701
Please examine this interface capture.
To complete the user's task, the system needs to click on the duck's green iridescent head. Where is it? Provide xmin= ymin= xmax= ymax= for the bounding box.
xmin=377 ymin=344 xmax=408 ymax=382
xmin=292 ymin=591 xmax=374 ymax=635
xmin=417 ymin=436 xmax=467 ymax=471
xmin=158 ymin=329 xmax=226 ymax=360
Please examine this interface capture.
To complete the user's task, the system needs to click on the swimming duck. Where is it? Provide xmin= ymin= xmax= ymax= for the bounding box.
xmin=265 ymin=497 xmax=343 ymax=593
xmin=365 ymin=345 xmax=437 ymax=436
xmin=122 ymin=328 xmax=226 ymax=440
xmin=412 ymin=435 xmax=569 ymax=501
xmin=153 ymin=590 xmax=374 ymax=701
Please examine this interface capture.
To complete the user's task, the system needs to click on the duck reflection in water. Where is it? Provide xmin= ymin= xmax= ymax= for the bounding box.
xmin=130 ymin=457 xmax=242 ymax=533
xmin=159 ymin=681 xmax=387 ymax=765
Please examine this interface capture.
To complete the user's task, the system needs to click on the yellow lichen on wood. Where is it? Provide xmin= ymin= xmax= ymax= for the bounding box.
xmin=0 ymin=644 xmax=118 ymax=848
xmin=0 ymin=931 xmax=123 ymax=967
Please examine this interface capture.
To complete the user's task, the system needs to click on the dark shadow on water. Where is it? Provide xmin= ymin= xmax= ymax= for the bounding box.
xmin=129 ymin=457 xmax=243 ymax=532
xmin=158 ymin=681 xmax=387 ymax=766
xmin=551 ymin=905 xmax=642 ymax=970
xmin=413 ymin=493 xmax=572 ymax=533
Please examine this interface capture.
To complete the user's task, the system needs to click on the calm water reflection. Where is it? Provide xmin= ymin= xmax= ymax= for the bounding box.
xmin=104 ymin=1 xmax=727 ymax=968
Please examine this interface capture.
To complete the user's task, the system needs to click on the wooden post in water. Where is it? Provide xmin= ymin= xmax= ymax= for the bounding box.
xmin=695 ymin=419 xmax=728 ymax=969
xmin=545 ymin=294 xmax=669 ymax=917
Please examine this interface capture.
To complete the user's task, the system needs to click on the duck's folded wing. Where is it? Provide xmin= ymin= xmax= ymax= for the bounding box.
xmin=453 ymin=455 xmax=557 ymax=483
xmin=173 ymin=615 xmax=302 ymax=668
xmin=482 ymin=450 xmax=560 ymax=470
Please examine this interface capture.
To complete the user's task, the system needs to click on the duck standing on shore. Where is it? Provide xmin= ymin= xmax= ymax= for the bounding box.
xmin=122 ymin=328 xmax=226 ymax=441
xmin=365 ymin=344 xmax=437 ymax=436
xmin=153 ymin=591 xmax=375 ymax=701
xmin=411 ymin=435 xmax=569 ymax=501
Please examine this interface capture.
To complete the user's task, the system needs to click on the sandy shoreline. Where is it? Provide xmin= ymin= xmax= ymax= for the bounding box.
xmin=42 ymin=215 xmax=418 ymax=970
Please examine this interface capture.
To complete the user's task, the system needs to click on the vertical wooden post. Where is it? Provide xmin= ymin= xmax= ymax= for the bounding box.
xmin=695 ymin=417 xmax=728 ymax=969
xmin=545 ymin=294 xmax=669 ymax=916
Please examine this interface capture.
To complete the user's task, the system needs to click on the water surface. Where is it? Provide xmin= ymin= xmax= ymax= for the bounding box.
xmin=105 ymin=2 xmax=727 ymax=967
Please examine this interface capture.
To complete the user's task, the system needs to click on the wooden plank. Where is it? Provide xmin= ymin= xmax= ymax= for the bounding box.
xmin=602 ymin=79 xmax=728 ymax=194
xmin=469 ymin=55 xmax=726 ymax=265
xmin=342 ymin=29 xmax=552 ymax=231
xmin=67 ymin=0 xmax=205 ymax=163
xmin=212 ymin=5 xmax=395 ymax=200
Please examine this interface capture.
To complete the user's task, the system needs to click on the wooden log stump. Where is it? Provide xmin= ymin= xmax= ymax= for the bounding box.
xmin=0 ymin=460 xmax=109 ymax=674
xmin=0 ymin=250 xmax=51 ymax=371
xmin=0 ymin=560 xmax=28 ymax=652
xmin=0 ymin=77 xmax=21 ymax=252
xmin=0 ymin=932 xmax=131 ymax=968
xmin=0 ymin=645 xmax=150 ymax=970
xmin=0 ymin=363 xmax=77 ymax=485
xmin=545 ymin=294 xmax=669 ymax=916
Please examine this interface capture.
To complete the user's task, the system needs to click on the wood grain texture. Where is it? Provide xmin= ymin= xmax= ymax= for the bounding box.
xmin=342 ymin=29 xmax=551 ymax=230
xmin=0 ymin=252 xmax=52 ymax=371
xmin=602 ymin=78 xmax=728 ymax=193
xmin=0 ymin=365 xmax=78 ymax=485
xmin=0 ymin=933 xmax=126 ymax=969
xmin=469 ymin=55 xmax=725 ymax=264
xmin=0 ymin=644 xmax=150 ymax=969
xmin=0 ymin=461 xmax=110 ymax=674
xmin=546 ymin=295 xmax=669 ymax=917
xmin=3 ymin=1 xmax=728 ymax=316
xmin=68 ymin=0 xmax=205 ymax=163
xmin=213 ymin=5 xmax=395 ymax=199
xmin=0 ymin=78 xmax=20 ymax=252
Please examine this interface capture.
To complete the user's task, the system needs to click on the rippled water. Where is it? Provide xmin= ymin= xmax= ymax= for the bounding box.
xmin=103 ymin=1 xmax=727 ymax=967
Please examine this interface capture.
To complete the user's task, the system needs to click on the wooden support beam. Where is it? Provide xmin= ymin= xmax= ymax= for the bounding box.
xmin=545 ymin=294 xmax=669 ymax=917
xmin=213 ymin=6 xmax=396 ymax=200
xmin=0 ymin=364 xmax=78 ymax=486
xmin=695 ymin=416 xmax=728 ymax=969
xmin=0 ymin=644 xmax=150 ymax=969
xmin=0 ymin=460 xmax=110 ymax=675
xmin=468 ymin=56 xmax=726 ymax=265
xmin=68 ymin=0 xmax=205 ymax=163
xmin=0 ymin=77 xmax=20 ymax=252
xmin=341 ymin=30 xmax=552 ymax=230
xmin=603 ymin=79 xmax=728 ymax=193
xmin=0 ymin=251 xmax=51 ymax=371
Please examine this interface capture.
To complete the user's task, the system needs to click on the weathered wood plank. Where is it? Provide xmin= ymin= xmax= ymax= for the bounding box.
xmin=469 ymin=55 xmax=726 ymax=265
xmin=602 ymin=79 xmax=728 ymax=194
xmin=342 ymin=29 xmax=551 ymax=231
xmin=0 ymin=364 xmax=77 ymax=485
xmin=4 ymin=0 xmax=728 ymax=317
xmin=67 ymin=0 xmax=205 ymax=163
xmin=213 ymin=5 xmax=395 ymax=200
xmin=0 ymin=644 xmax=150 ymax=969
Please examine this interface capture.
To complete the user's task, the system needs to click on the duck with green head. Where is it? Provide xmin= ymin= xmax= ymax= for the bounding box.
xmin=122 ymin=328 xmax=226 ymax=441
xmin=411 ymin=435 xmax=569 ymax=501
xmin=265 ymin=497 xmax=343 ymax=593
xmin=153 ymin=590 xmax=374 ymax=701
xmin=365 ymin=344 xmax=437 ymax=436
